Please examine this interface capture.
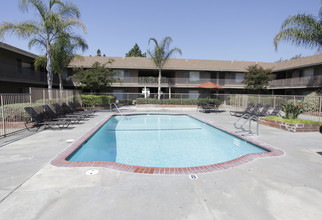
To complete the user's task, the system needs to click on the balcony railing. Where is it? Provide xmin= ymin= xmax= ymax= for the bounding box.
xmin=268 ymin=76 xmax=322 ymax=88
xmin=112 ymin=76 xmax=322 ymax=89
xmin=0 ymin=62 xmax=47 ymax=83
xmin=0 ymin=62 xmax=75 ymax=87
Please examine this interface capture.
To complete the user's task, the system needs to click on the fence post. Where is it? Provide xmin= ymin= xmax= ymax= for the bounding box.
xmin=43 ymin=89 xmax=46 ymax=105
xmin=273 ymin=95 xmax=276 ymax=108
xmin=319 ymin=96 xmax=321 ymax=122
xmin=29 ymin=87 xmax=32 ymax=107
xmin=1 ymin=94 xmax=6 ymax=136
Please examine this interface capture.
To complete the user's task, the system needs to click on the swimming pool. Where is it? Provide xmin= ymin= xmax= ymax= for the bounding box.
xmin=51 ymin=113 xmax=284 ymax=174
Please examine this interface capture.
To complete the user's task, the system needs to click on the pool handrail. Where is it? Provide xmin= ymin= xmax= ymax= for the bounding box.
xmin=111 ymin=103 xmax=123 ymax=116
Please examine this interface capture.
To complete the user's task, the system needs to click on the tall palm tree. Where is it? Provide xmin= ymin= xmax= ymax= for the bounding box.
xmin=35 ymin=33 xmax=88 ymax=90
xmin=274 ymin=14 xmax=321 ymax=50
xmin=0 ymin=0 xmax=86 ymax=93
xmin=147 ymin=36 xmax=182 ymax=99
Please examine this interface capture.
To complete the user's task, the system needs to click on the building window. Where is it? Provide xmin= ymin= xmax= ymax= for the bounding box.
xmin=300 ymin=68 xmax=314 ymax=78
xmin=189 ymin=71 xmax=200 ymax=81
xmin=113 ymin=89 xmax=125 ymax=100
xmin=235 ymin=73 xmax=244 ymax=83
xmin=114 ymin=70 xmax=124 ymax=80
xmin=16 ymin=58 xmax=22 ymax=73
xmin=188 ymin=90 xmax=199 ymax=98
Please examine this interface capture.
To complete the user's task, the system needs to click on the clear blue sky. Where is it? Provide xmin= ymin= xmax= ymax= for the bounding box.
xmin=0 ymin=0 xmax=321 ymax=62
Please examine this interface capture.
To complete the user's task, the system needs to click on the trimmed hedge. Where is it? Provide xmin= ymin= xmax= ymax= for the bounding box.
xmin=81 ymin=95 xmax=116 ymax=107
xmin=118 ymin=99 xmax=133 ymax=105
xmin=135 ymin=98 xmax=221 ymax=105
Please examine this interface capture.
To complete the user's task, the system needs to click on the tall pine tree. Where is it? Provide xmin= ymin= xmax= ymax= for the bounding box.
xmin=126 ymin=43 xmax=146 ymax=57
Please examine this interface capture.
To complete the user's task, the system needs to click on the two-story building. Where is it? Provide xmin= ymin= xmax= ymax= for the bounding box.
xmin=0 ymin=42 xmax=74 ymax=93
xmin=1 ymin=42 xmax=321 ymax=95
xmin=69 ymin=53 xmax=322 ymax=96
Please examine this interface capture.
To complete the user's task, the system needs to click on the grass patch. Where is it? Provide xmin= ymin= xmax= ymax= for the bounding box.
xmin=265 ymin=116 xmax=321 ymax=124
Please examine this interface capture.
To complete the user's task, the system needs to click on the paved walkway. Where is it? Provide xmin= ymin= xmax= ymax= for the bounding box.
xmin=0 ymin=109 xmax=321 ymax=220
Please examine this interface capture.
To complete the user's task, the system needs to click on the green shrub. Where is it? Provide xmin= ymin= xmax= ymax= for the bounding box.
xmin=302 ymin=92 xmax=321 ymax=113
xmin=81 ymin=95 xmax=116 ymax=107
xmin=265 ymin=116 xmax=321 ymax=124
xmin=1 ymin=102 xmax=31 ymax=121
xmin=282 ymin=102 xmax=303 ymax=119
xmin=118 ymin=99 xmax=133 ymax=105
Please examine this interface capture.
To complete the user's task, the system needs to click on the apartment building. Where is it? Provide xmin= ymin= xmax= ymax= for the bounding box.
xmin=0 ymin=42 xmax=73 ymax=93
xmin=1 ymin=42 xmax=321 ymax=95
xmin=70 ymin=54 xmax=322 ymax=96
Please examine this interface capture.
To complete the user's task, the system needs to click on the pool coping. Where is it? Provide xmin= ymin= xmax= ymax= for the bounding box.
xmin=51 ymin=113 xmax=285 ymax=175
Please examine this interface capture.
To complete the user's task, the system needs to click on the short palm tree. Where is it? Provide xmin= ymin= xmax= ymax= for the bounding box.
xmin=35 ymin=33 xmax=88 ymax=90
xmin=274 ymin=14 xmax=321 ymax=50
xmin=0 ymin=0 xmax=86 ymax=93
xmin=147 ymin=36 xmax=182 ymax=99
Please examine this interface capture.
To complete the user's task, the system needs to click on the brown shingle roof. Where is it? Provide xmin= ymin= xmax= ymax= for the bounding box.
xmin=69 ymin=53 xmax=322 ymax=72
xmin=270 ymin=53 xmax=322 ymax=71
xmin=0 ymin=41 xmax=38 ymax=58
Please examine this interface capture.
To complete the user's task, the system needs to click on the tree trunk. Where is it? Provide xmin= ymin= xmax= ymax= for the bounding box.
xmin=158 ymin=69 xmax=161 ymax=100
xmin=59 ymin=73 xmax=63 ymax=101
xmin=46 ymin=40 xmax=53 ymax=99
xmin=59 ymin=73 xmax=63 ymax=90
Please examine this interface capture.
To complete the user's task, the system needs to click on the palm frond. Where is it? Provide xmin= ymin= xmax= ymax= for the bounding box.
xmin=28 ymin=37 xmax=46 ymax=49
xmin=19 ymin=0 xmax=47 ymax=20
xmin=61 ymin=17 xmax=86 ymax=34
xmin=49 ymin=0 xmax=64 ymax=10
xmin=274 ymin=13 xmax=321 ymax=50
xmin=281 ymin=14 xmax=318 ymax=29
xmin=34 ymin=55 xmax=47 ymax=70
xmin=58 ymin=1 xmax=80 ymax=18
xmin=0 ymin=21 xmax=40 ymax=39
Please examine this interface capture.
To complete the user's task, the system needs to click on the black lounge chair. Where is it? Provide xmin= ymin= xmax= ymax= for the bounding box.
xmin=208 ymin=102 xmax=219 ymax=112
xmin=42 ymin=105 xmax=80 ymax=124
xmin=62 ymin=103 xmax=94 ymax=117
xmin=256 ymin=104 xmax=271 ymax=117
xmin=268 ymin=105 xmax=282 ymax=116
xmin=52 ymin=104 xmax=86 ymax=120
xmin=200 ymin=103 xmax=211 ymax=113
xmin=24 ymin=107 xmax=70 ymax=131
xmin=230 ymin=103 xmax=254 ymax=116
xmin=69 ymin=102 xmax=96 ymax=115
xmin=247 ymin=103 xmax=263 ymax=116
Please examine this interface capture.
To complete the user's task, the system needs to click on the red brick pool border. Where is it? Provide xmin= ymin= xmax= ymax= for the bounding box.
xmin=51 ymin=113 xmax=284 ymax=175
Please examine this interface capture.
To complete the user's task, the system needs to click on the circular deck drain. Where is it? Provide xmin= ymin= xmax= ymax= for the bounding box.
xmin=85 ymin=169 xmax=99 ymax=175
xmin=189 ymin=174 xmax=198 ymax=179
xmin=66 ymin=139 xmax=75 ymax=143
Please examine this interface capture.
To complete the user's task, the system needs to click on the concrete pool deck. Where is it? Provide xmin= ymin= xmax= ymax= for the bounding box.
xmin=0 ymin=109 xmax=322 ymax=219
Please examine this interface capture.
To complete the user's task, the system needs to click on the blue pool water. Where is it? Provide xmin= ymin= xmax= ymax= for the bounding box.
xmin=68 ymin=114 xmax=268 ymax=167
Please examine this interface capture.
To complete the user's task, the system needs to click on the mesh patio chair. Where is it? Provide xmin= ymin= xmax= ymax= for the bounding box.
xmin=42 ymin=105 xmax=80 ymax=123
xmin=52 ymin=104 xmax=86 ymax=120
xmin=61 ymin=103 xmax=93 ymax=117
xmin=24 ymin=107 xmax=70 ymax=131
xmin=268 ymin=105 xmax=282 ymax=116
xmin=256 ymin=104 xmax=271 ymax=117
xmin=230 ymin=103 xmax=254 ymax=117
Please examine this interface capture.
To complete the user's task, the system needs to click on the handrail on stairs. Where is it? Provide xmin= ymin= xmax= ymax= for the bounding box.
xmin=234 ymin=113 xmax=259 ymax=135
